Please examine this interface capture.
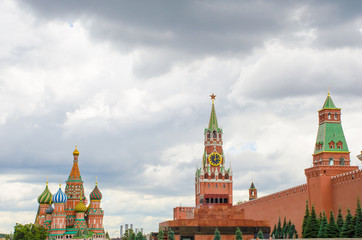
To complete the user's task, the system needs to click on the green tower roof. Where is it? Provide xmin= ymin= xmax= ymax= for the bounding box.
xmin=314 ymin=122 xmax=349 ymax=154
xmin=250 ymin=182 xmax=255 ymax=189
xmin=208 ymin=101 xmax=219 ymax=130
xmin=322 ymin=93 xmax=338 ymax=109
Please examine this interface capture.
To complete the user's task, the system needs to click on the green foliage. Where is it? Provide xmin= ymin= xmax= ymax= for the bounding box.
xmin=340 ymin=209 xmax=354 ymax=238
xmin=106 ymin=231 xmax=110 ymax=239
xmin=275 ymin=217 xmax=282 ymax=239
xmin=282 ymin=217 xmax=287 ymax=238
xmin=122 ymin=229 xmax=136 ymax=240
xmin=304 ymin=205 xmax=319 ymax=238
xmin=355 ymin=198 xmax=362 ymax=237
xmin=324 ymin=211 xmax=339 ymax=238
xmin=214 ymin=228 xmax=221 ymax=240
xmin=235 ymin=227 xmax=243 ymax=240
xmin=336 ymin=207 xmax=344 ymax=232
xmin=257 ymin=229 xmax=263 ymax=239
xmin=271 ymin=224 xmax=276 ymax=238
xmin=317 ymin=211 xmax=327 ymax=238
xmin=136 ymin=231 xmax=145 ymax=240
xmin=302 ymin=200 xmax=310 ymax=238
xmin=288 ymin=224 xmax=297 ymax=239
xmin=157 ymin=229 xmax=164 ymax=240
xmin=13 ymin=223 xmax=47 ymax=240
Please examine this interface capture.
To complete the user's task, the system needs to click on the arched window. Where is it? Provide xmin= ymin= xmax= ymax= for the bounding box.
xmin=340 ymin=158 xmax=345 ymax=166
xmin=329 ymin=158 xmax=334 ymax=166
xmin=328 ymin=113 xmax=331 ymax=119
xmin=213 ymin=130 xmax=217 ymax=138
xmin=334 ymin=113 xmax=338 ymax=120
xmin=251 ymin=190 xmax=254 ymax=195
xmin=207 ymin=131 xmax=211 ymax=139
xmin=329 ymin=141 xmax=335 ymax=149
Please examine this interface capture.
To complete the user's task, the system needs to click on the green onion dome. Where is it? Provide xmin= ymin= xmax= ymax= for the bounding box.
xmin=75 ymin=200 xmax=87 ymax=212
xmin=46 ymin=205 xmax=54 ymax=214
xmin=37 ymin=183 xmax=52 ymax=204
xmin=89 ymin=185 xmax=102 ymax=200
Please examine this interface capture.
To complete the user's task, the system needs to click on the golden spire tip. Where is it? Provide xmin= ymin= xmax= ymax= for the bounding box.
xmin=96 ymin=176 xmax=98 ymax=186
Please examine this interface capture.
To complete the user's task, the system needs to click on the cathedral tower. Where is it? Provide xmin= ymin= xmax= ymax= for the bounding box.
xmin=195 ymin=94 xmax=232 ymax=208
xmin=305 ymin=92 xmax=358 ymax=214
xmin=87 ymin=181 xmax=105 ymax=235
xmin=65 ymin=147 xmax=86 ymax=227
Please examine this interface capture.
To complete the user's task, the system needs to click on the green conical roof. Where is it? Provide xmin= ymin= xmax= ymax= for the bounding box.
xmin=250 ymin=182 xmax=255 ymax=189
xmin=322 ymin=93 xmax=337 ymax=109
xmin=208 ymin=101 xmax=219 ymax=130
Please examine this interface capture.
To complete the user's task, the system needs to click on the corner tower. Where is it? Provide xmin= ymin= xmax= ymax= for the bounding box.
xmin=305 ymin=92 xmax=358 ymax=214
xmin=195 ymin=94 xmax=232 ymax=208
xmin=313 ymin=92 xmax=350 ymax=166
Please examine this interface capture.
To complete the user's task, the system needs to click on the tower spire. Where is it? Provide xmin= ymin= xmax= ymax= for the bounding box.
xmin=68 ymin=146 xmax=82 ymax=181
xmin=208 ymin=93 xmax=219 ymax=130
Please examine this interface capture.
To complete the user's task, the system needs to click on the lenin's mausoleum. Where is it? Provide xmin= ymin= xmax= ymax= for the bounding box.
xmin=159 ymin=93 xmax=362 ymax=240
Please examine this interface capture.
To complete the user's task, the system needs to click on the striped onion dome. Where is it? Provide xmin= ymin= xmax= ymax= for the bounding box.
xmin=89 ymin=185 xmax=102 ymax=200
xmin=37 ymin=184 xmax=52 ymax=204
xmin=52 ymin=185 xmax=67 ymax=203
xmin=75 ymin=200 xmax=87 ymax=212
xmin=46 ymin=205 xmax=54 ymax=214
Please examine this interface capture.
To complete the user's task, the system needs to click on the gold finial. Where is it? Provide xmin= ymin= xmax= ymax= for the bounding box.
xmin=73 ymin=145 xmax=79 ymax=155
xmin=328 ymin=87 xmax=330 ymax=96
xmin=59 ymin=178 xmax=61 ymax=188
xmin=210 ymin=93 xmax=216 ymax=104
xmin=96 ymin=176 xmax=98 ymax=186
xmin=46 ymin=176 xmax=48 ymax=186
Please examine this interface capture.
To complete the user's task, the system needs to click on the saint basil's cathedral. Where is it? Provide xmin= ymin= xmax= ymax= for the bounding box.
xmin=35 ymin=147 xmax=107 ymax=239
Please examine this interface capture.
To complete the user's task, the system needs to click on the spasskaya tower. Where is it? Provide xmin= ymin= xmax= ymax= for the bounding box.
xmin=195 ymin=94 xmax=233 ymax=207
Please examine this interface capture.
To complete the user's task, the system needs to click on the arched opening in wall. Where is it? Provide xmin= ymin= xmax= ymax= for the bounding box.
xmin=337 ymin=141 xmax=343 ymax=149
xmin=334 ymin=113 xmax=338 ymax=120
xmin=219 ymin=133 xmax=222 ymax=139
xmin=251 ymin=190 xmax=254 ymax=196
xmin=328 ymin=113 xmax=331 ymax=119
xmin=329 ymin=141 xmax=335 ymax=149
xmin=204 ymin=173 xmax=209 ymax=179
xmin=213 ymin=130 xmax=217 ymax=138
xmin=329 ymin=158 xmax=334 ymax=166
xmin=207 ymin=131 xmax=211 ymax=139
xmin=340 ymin=158 xmax=345 ymax=166
xmin=225 ymin=173 xmax=229 ymax=179
xmin=211 ymin=172 xmax=215 ymax=179
xmin=218 ymin=173 xmax=222 ymax=179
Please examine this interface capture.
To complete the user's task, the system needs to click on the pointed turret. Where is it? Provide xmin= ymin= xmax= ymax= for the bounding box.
xmin=68 ymin=146 xmax=82 ymax=181
xmin=249 ymin=182 xmax=257 ymax=201
xmin=208 ymin=93 xmax=219 ymax=130
xmin=313 ymin=92 xmax=350 ymax=166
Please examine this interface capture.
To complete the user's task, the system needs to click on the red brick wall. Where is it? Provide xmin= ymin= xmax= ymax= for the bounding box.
xmin=235 ymin=184 xmax=308 ymax=235
xmin=332 ymin=169 xmax=362 ymax=215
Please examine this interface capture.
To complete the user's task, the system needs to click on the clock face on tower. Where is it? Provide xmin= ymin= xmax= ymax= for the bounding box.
xmin=208 ymin=152 xmax=222 ymax=166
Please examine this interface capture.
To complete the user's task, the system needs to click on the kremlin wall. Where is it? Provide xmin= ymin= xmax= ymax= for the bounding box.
xmin=159 ymin=92 xmax=362 ymax=240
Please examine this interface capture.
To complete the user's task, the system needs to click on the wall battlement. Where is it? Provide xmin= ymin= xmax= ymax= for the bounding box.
xmin=331 ymin=168 xmax=362 ymax=186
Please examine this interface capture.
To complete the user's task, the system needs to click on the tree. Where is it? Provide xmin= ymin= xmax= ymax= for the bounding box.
xmin=167 ymin=229 xmax=175 ymax=240
xmin=275 ymin=217 xmax=282 ymax=239
xmin=106 ymin=231 xmax=110 ymax=239
xmin=157 ymin=229 xmax=164 ymax=240
xmin=282 ymin=217 xmax=287 ymax=238
xmin=235 ymin=227 xmax=243 ymax=240
xmin=13 ymin=223 xmax=47 ymax=240
xmin=257 ymin=229 xmax=264 ymax=239
xmin=304 ymin=205 xmax=319 ymax=238
xmin=288 ymin=224 xmax=297 ymax=239
xmin=317 ymin=211 xmax=327 ymax=238
xmin=355 ymin=198 xmax=362 ymax=237
xmin=122 ymin=229 xmax=135 ymax=240
xmin=324 ymin=211 xmax=339 ymax=238
xmin=271 ymin=224 xmax=276 ymax=238
xmin=214 ymin=228 xmax=221 ymax=240
xmin=340 ymin=209 xmax=354 ymax=238
xmin=336 ymin=207 xmax=344 ymax=232
xmin=302 ymin=201 xmax=310 ymax=238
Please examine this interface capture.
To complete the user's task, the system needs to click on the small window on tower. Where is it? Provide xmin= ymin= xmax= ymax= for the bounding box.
xmin=329 ymin=158 xmax=334 ymax=166
xmin=213 ymin=130 xmax=217 ymax=138
xmin=334 ymin=113 xmax=338 ymax=120
xmin=328 ymin=113 xmax=331 ymax=119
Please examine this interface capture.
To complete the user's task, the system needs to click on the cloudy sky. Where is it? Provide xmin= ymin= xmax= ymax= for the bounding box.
xmin=1 ymin=0 xmax=362 ymax=237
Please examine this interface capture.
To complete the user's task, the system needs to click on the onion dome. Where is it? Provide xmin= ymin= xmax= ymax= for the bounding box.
xmin=52 ymin=185 xmax=67 ymax=203
xmin=90 ymin=184 xmax=102 ymax=200
xmin=73 ymin=146 xmax=79 ymax=155
xmin=75 ymin=200 xmax=87 ymax=212
xmin=46 ymin=205 xmax=54 ymax=214
xmin=37 ymin=182 xmax=52 ymax=204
